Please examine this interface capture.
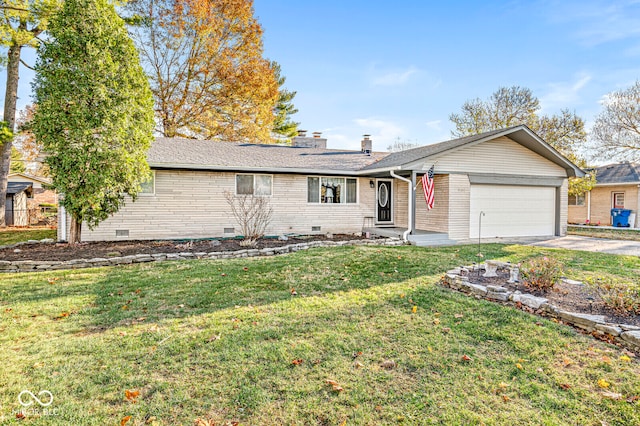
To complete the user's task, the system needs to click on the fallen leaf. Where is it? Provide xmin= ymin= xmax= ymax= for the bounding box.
xmin=353 ymin=361 xmax=364 ymax=368
xmin=375 ymin=405 xmax=382 ymax=412
xmin=559 ymin=383 xmax=572 ymax=390
xmin=290 ymin=288 xmax=298 ymax=296
xmin=125 ymin=389 xmax=140 ymax=403
xmin=562 ymin=357 xmax=572 ymax=367
xmin=411 ymin=305 xmax=417 ymax=314
xmin=597 ymin=379 xmax=610 ymax=389
xmin=502 ymin=395 xmax=510 ymax=402
xmin=121 ymin=416 xmax=132 ymax=426
xmin=47 ymin=277 xmax=59 ymax=284
xmin=461 ymin=355 xmax=472 ymax=362
xmin=516 ymin=363 xmax=523 ymax=370
xmin=427 ymin=346 xmax=433 ymax=353
xmin=626 ymin=395 xmax=639 ymax=403
xmin=620 ymin=355 xmax=632 ymax=362
xmin=122 ymin=305 xmax=129 ymax=310
xmin=332 ymin=385 xmax=344 ymax=392
xmin=380 ymin=359 xmax=397 ymax=369
xmin=441 ymin=327 xmax=451 ymax=334
xmin=432 ymin=318 xmax=440 ymax=325
xmin=291 ymin=359 xmax=304 ymax=365
xmin=352 ymin=351 xmax=363 ymax=359
xmin=400 ymin=294 xmax=405 ymax=298
xmin=243 ymin=267 xmax=249 ymax=271
xmin=602 ymin=356 xmax=612 ymax=364
xmin=16 ymin=412 xmax=25 ymax=419
xmin=454 ymin=313 xmax=464 ymax=318
xmin=208 ymin=334 xmax=221 ymax=342
xmin=340 ymin=420 xmax=347 ymax=426
xmin=602 ymin=391 xmax=623 ymax=400
xmin=325 ymin=379 xmax=339 ymax=386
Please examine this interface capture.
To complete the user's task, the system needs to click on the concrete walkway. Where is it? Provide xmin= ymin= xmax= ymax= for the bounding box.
xmin=529 ymin=235 xmax=640 ymax=256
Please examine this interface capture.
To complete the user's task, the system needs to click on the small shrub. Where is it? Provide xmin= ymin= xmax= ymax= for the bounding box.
xmin=520 ymin=256 xmax=563 ymax=291
xmin=585 ymin=276 xmax=640 ymax=316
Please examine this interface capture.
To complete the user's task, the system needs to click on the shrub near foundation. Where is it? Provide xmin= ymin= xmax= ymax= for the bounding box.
xmin=520 ymin=256 xmax=564 ymax=291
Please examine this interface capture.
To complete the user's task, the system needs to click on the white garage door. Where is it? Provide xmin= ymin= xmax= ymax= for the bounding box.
xmin=469 ymin=185 xmax=556 ymax=238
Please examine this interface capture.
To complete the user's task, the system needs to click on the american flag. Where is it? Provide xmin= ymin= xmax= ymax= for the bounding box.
xmin=421 ymin=165 xmax=435 ymax=210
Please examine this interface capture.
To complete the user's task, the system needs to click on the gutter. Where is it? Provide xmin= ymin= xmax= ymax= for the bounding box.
xmin=390 ymin=168 xmax=412 ymax=242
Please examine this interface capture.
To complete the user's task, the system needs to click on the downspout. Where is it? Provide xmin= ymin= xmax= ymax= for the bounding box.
xmin=390 ymin=169 xmax=412 ymax=242
xmin=587 ymin=191 xmax=591 ymax=223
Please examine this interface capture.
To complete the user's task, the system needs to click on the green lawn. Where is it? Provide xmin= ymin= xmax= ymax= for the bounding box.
xmin=0 ymin=228 xmax=57 ymax=246
xmin=1 ymin=244 xmax=639 ymax=425
xmin=568 ymin=225 xmax=640 ymax=242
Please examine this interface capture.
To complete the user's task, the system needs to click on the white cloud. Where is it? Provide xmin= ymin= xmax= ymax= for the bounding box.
xmin=540 ymin=73 xmax=592 ymax=110
xmin=424 ymin=120 xmax=442 ymax=131
xmin=370 ymin=66 xmax=419 ymax=86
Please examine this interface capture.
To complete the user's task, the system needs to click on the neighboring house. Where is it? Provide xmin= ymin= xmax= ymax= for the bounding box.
xmin=5 ymin=182 xmax=33 ymax=226
xmin=568 ymin=162 xmax=640 ymax=228
xmin=8 ymin=173 xmax=57 ymax=205
xmin=58 ymin=125 xmax=584 ymax=244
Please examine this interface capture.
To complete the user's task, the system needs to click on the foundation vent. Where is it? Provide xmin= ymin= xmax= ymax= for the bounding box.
xmin=115 ymin=230 xmax=129 ymax=237
xmin=311 ymin=226 xmax=321 ymax=232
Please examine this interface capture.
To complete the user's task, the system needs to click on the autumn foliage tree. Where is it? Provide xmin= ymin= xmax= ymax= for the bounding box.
xmin=32 ymin=0 xmax=155 ymax=243
xmin=128 ymin=0 xmax=279 ymax=142
xmin=450 ymin=86 xmax=595 ymax=195
xmin=591 ymin=80 xmax=640 ymax=161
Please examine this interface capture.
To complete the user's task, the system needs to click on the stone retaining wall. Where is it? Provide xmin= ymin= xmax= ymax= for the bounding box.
xmin=441 ymin=261 xmax=640 ymax=354
xmin=0 ymin=238 xmax=405 ymax=273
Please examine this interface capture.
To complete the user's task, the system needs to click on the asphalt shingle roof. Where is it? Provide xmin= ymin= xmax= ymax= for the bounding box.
xmin=148 ymin=138 xmax=389 ymax=172
xmin=594 ymin=162 xmax=640 ymax=184
xmin=6 ymin=182 xmax=32 ymax=195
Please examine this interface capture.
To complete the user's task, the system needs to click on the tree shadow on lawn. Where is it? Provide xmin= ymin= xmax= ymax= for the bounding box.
xmin=37 ymin=243 xmax=512 ymax=333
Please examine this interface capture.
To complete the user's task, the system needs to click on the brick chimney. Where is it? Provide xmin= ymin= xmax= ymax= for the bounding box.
xmin=292 ymin=130 xmax=327 ymax=149
xmin=361 ymin=134 xmax=372 ymax=155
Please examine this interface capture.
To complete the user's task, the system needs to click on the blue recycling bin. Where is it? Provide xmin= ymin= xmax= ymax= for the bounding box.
xmin=611 ymin=208 xmax=632 ymax=227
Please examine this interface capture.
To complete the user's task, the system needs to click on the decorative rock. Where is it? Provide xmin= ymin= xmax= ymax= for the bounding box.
xmin=483 ymin=260 xmax=500 ymax=277
xmin=620 ymin=330 xmax=640 ymax=346
xmin=595 ymin=324 xmax=623 ymax=337
xmin=511 ymin=293 xmax=548 ymax=310
xmin=40 ymin=238 xmax=55 ymax=243
xmin=620 ymin=324 xmax=640 ymax=331
xmin=508 ymin=266 xmax=520 ymax=283
xmin=557 ymin=311 xmax=606 ymax=331
xmin=486 ymin=291 xmax=512 ymax=301
xmin=486 ymin=285 xmax=508 ymax=293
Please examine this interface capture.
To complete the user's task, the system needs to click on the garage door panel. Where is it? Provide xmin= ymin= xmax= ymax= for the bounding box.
xmin=470 ymin=185 xmax=555 ymax=238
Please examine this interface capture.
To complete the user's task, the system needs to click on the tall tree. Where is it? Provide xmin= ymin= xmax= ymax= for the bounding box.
xmin=591 ymin=80 xmax=640 ymax=161
xmin=32 ymin=0 xmax=155 ymax=243
xmin=271 ymin=61 xmax=298 ymax=141
xmin=0 ymin=0 xmax=58 ymax=226
xmin=128 ymin=0 xmax=279 ymax=142
xmin=9 ymin=146 xmax=25 ymax=173
xmin=449 ymin=86 xmax=594 ymax=195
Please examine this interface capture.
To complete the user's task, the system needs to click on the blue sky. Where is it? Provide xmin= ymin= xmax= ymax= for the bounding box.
xmin=3 ymin=0 xmax=640 ymax=154
xmin=253 ymin=0 xmax=640 ymax=152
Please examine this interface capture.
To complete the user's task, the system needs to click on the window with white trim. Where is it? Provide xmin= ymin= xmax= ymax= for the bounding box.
xmin=568 ymin=194 xmax=585 ymax=206
xmin=307 ymin=177 xmax=357 ymax=204
xmin=236 ymin=174 xmax=272 ymax=196
xmin=140 ymin=171 xmax=155 ymax=195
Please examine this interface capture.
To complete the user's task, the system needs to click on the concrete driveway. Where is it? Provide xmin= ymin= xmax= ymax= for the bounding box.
xmin=530 ymin=235 xmax=640 ymax=256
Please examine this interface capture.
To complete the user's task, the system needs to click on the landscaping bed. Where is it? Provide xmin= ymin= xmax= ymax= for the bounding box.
xmin=0 ymin=233 xmax=373 ymax=262
xmin=464 ymin=267 xmax=640 ymax=327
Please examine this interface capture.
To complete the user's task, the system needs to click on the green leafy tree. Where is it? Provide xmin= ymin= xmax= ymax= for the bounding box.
xmin=449 ymin=86 xmax=593 ymax=196
xmin=0 ymin=0 xmax=59 ymax=226
xmin=271 ymin=61 xmax=298 ymax=141
xmin=591 ymin=80 xmax=640 ymax=161
xmin=31 ymin=0 xmax=155 ymax=243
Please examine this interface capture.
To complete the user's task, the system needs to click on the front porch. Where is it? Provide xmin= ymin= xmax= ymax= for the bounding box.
xmin=363 ymin=226 xmax=457 ymax=247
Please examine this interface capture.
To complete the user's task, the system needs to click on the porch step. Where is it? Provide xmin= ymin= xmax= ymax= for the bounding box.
xmin=408 ymin=233 xmax=457 ymax=247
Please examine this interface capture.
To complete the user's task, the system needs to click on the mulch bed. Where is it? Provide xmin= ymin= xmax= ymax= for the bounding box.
xmin=0 ymin=234 xmax=370 ymax=262
xmin=461 ymin=268 xmax=640 ymax=327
